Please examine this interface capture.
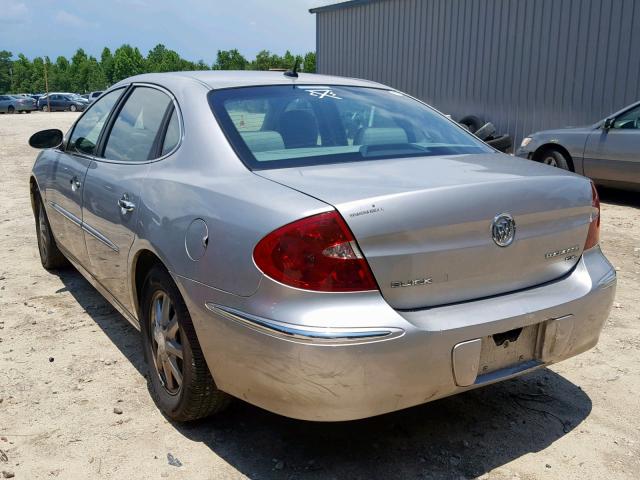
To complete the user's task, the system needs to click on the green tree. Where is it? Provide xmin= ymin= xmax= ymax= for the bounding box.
xmin=0 ymin=50 xmax=12 ymax=93
xmin=112 ymin=44 xmax=145 ymax=82
xmin=86 ymin=57 xmax=107 ymax=91
xmin=303 ymin=51 xmax=316 ymax=73
xmin=0 ymin=46 xmax=315 ymax=94
xmin=213 ymin=49 xmax=248 ymax=70
xmin=251 ymin=50 xmax=275 ymax=70
xmin=29 ymin=57 xmax=46 ymax=92
xmin=147 ymin=44 xmax=185 ymax=72
xmin=68 ymin=48 xmax=90 ymax=92
xmin=50 ymin=56 xmax=71 ymax=91
xmin=281 ymin=50 xmax=296 ymax=70
xmin=101 ymin=47 xmax=115 ymax=85
xmin=10 ymin=54 xmax=33 ymax=92
xmin=194 ymin=59 xmax=209 ymax=71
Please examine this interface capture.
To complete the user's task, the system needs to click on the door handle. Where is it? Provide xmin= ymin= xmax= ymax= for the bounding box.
xmin=70 ymin=176 xmax=81 ymax=192
xmin=118 ymin=195 xmax=136 ymax=214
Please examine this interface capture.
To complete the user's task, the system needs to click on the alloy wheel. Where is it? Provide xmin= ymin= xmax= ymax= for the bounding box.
xmin=149 ymin=290 xmax=184 ymax=395
xmin=543 ymin=156 xmax=558 ymax=167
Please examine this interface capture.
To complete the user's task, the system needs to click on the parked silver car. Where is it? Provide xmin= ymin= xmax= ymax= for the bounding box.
xmin=517 ymin=101 xmax=640 ymax=191
xmin=28 ymin=71 xmax=616 ymax=422
xmin=0 ymin=94 xmax=37 ymax=113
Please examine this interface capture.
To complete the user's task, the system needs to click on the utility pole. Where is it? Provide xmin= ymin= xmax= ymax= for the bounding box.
xmin=44 ymin=58 xmax=50 ymax=112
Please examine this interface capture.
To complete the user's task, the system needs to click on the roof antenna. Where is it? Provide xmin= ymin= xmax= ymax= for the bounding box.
xmin=284 ymin=56 xmax=301 ymax=78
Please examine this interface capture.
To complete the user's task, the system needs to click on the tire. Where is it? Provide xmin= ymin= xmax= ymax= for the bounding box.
xmin=42 ymin=105 xmax=49 ymax=112
xmin=34 ymin=194 xmax=68 ymax=270
xmin=458 ymin=115 xmax=484 ymax=133
xmin=7 ymin=106 xmax=14 ymax=114
xmin=25 ymin=110 xmax=31 ymax=114
xmin=140 ymin=266 xmax=230 ymax=421
xmin=540 ymin=148 xmax=570 ymax=170
xmin=69 ymin=104 xmax=77 ymax=112
xmin=474 ymin=122 xmax=496 ymax=141
xmin=486 ymin=134 xmax=513 ymax=153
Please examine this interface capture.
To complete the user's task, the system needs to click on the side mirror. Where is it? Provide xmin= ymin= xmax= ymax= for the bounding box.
xmin=603 ymin=117 xmax=615 ymax=130
xmin=28 ymin=129 xmax=63 ymax=149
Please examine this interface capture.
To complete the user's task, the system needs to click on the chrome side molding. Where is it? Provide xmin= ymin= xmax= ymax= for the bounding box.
xmin=48 ymin=201 xmax=119 ymax=253
xmin=205 ymin=303 xmax=404 ymax=345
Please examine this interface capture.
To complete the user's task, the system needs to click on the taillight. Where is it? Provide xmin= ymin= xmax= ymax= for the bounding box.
xmin=584 ymin=181 xmax=600 ymax=250
xmin=253 ymin=211 xmax=378 ymax=292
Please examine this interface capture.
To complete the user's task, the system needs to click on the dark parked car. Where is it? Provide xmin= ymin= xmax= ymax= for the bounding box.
xmin=38 ymin=93 xmax=88 ymax=112
xmin=0 ymin=94 xmax=37 ymax=113
xmin=517 ymin=101 xmax=640 ymax=191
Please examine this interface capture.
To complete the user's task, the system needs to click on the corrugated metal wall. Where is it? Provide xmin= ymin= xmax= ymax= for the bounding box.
xmin=315 ymin=0 xmax=640 ymax=146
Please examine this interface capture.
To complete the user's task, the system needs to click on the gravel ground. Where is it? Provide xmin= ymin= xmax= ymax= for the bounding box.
xmin=0 ymin=112 xmax=639 ymax=480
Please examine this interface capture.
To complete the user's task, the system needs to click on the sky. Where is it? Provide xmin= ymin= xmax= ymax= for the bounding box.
xmin=0 ymin=0 xmax=341 ymax=63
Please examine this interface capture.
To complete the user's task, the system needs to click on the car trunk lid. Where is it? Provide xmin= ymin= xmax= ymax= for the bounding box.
xmin=256 ymin=153 xmax=594 ymax=309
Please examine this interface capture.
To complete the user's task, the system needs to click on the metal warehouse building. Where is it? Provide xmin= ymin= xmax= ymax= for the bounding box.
xmin=310 ymin=0 xmax=640 ymax=147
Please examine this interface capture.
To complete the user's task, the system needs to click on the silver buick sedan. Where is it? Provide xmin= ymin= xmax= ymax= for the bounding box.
xmin=29 ymin=71 xmax=616 ymax=422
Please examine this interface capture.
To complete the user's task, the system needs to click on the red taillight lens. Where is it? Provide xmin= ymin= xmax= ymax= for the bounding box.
xmin=253 ymin=211 xmax=379 ymax=292
xmin=584 ymin=181 xmax=600 ymax=250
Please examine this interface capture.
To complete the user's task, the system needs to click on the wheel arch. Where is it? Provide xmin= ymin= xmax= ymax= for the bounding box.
xmin=131 ymin=248 xmax=169 ymax=318
xmin=29 ymin=175 xmax=41 ymax=215
xmin=533 ymin=143 xmax=575 ymax=171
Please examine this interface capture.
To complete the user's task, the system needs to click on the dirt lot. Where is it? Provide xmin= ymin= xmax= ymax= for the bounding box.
xmin=0 ymin=112 xmax=639 ymax=480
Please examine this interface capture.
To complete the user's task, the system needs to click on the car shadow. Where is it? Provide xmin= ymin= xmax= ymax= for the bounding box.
xmin=56 ymin=268 xmax=592 ymax=480
xmin=598 ymin=186 xmax=640 ymax=208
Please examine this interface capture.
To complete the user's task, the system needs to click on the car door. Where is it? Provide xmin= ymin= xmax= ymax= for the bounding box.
xmin=0 ymin=95 xmax=8 ymax=112
xmin=47 ymin=95 xmax=59 ymax=111
xmin=584 ymin=104 xmax=640 ymax=186
xmin=44 ymin=88 xmax=126 ymax=266
xmin=82 ymin=84 xmax=177 ymax=313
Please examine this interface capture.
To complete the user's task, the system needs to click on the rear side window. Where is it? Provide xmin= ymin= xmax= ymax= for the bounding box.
xmin=161 ymin=109 xmax=180 ymax=156
xmin=68 ymin=88 xmax=124 ymax=155
xmin=104 ymin=87 xmax=173 ymax=162
xmin=209 ymin=85 xmax=492 ymax=170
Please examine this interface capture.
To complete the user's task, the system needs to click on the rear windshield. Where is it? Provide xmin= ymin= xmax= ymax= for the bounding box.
xmin=208 ymin=85 xmax=492 ymax=170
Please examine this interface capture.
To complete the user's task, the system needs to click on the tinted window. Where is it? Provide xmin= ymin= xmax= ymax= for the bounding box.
xmin=104 ymin=87 xmax=172 ymax=162
xmin=68 ymin=88 xmax=124 ymax=155
xmin=614 ymin=105 xmax=640 ymax=130
xmin=209 ymin=86 xmax=492 ymax=170
xmin=161 ymin=109 xmax=180 ymax=156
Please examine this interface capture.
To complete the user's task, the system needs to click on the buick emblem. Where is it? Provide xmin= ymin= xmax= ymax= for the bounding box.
xmin=491 ymin=213 xmax=516 ymax=247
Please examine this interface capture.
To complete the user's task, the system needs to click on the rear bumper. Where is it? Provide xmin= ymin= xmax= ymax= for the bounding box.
xmin=183 ymin=247 xmax=615 ymax=421
xmin=15 ymin=104 xmax=36 ymax=111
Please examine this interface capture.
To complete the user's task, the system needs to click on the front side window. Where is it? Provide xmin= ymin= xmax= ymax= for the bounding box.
xmin=68 ymin=88 xmax=124 ymax=155
xmin=209 ymin=85 xmax=492 ymax=170
xmin=104 ymin=87 xmax=173 ymax=162
xmin=614 ymin=105 xmax=640 ymax=130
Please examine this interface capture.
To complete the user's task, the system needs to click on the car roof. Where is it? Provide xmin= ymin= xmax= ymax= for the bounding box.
xmin=113 ymin=70 xmax=387 ymax=90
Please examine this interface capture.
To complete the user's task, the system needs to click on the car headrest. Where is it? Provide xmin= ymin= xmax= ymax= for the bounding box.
xmin=279 ymin=110 xmax=319 ymax=148
xmin=355 ymin=127 xmax=409 ymax=145
xmin=240 ymin=131 xmax=285 ymax=152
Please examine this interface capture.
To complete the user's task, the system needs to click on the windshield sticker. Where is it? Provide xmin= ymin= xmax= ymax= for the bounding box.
xmin=302 ymin=88 xmax=342 ymax=100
